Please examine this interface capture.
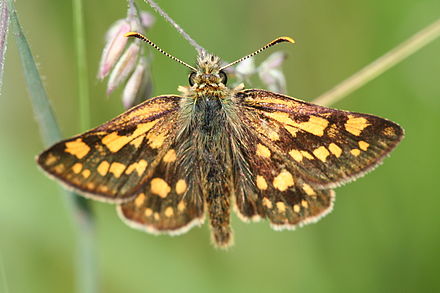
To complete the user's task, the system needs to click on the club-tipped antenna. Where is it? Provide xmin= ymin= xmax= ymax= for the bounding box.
xmin=220 ymin=37 xmax=295 ymax=71
xmin=125 ymin=32 xmax=197 ymax=72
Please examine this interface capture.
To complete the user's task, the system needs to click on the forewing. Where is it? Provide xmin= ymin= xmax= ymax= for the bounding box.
xmin=236 ymin=89 xmax=404 ymax=189
xmin=37 ymin=95 xmax=182 ymax=203
xmin=118 ymin=144 xmax=205 ymax=234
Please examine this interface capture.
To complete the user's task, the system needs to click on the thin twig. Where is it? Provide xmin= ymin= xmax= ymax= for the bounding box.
xmin=0 ymin=0 xmax=9 ymax=95
xmin=142 ymin=0 xmax=205 ymax=53
xmin=72 ymin=0 xmax=98 ymax=292
xmin=314 ymin=18 xmax=440 ymax=107
xmin=73 ymin=0 xmax=91 ymax=131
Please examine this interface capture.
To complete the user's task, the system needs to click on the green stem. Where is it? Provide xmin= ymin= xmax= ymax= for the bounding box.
xmin=314 ymin=18 xmax=440 ymax=106
xmin=0 ymin=0 xmax=9 ymax=95
xmin=73 ymin=0 xmax=90 ymax=131
xmin=7 ymin=1 xmax=97 ymax=293
xmin=72 ymin=0 xmax=97 ymax=293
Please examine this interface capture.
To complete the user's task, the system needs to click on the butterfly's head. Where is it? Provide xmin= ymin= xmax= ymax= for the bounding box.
xmin=188 ymin=52 xmax=228 ymax=89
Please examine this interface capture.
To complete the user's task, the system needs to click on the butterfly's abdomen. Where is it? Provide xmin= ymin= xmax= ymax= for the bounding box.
xmin=179 ymin=97 xmax=234 ymax=247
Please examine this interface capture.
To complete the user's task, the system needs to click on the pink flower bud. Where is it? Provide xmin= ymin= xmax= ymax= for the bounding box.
xmin=258 ymin=52 xmax=288 ymax=94
xmin=259 ymin=51 xmax=287 ymax=70
xmin=259 ymin=69 xmax=287 ymax=94
xmin=106 ymin=42 xmax=140 ymax=94
xmin=98 ymin=20 xmax=131 ymax=80
xmin=140 ymin=12 xmax=155 ymax=29
xmin=122 ymin=58 xmax=153 ymax=109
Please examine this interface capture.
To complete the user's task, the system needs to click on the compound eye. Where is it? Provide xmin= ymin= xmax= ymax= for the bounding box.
xmin=189 ymin=72 xmax=197 ymax=86
xmin=219 ymin=70 xmax=227 ymax=85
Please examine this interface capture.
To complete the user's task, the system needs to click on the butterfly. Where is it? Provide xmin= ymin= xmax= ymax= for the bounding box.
xmin=37 ymin=32 xmax=404 ymax=248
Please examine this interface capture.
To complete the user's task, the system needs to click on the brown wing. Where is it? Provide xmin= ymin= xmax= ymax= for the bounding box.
xmin=232 ymin=89 xmax=403 ymax=226
xmin=37 ymin=95 xmax=182 ymax=203
xmin=235 ymin=89 xmax=404 ymax=189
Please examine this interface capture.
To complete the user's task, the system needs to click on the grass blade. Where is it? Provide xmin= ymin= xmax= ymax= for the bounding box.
xmin=7 ymin=1 xmax=97 ymax=292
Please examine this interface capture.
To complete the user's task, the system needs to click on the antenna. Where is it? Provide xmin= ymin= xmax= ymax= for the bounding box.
xmin=220 ymin=37 xmax=295 ymax=70
xmin=125 ymin=32 xmax=197 ymax=72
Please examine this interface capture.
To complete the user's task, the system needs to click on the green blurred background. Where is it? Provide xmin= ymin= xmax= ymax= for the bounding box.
xmin=2 ymin=0 xmax=440 ymax=292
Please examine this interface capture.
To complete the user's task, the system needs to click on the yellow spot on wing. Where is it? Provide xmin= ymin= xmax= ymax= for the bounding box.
xmin=164 ymin=207 xmax=174 ymax=217
xmin=313 ymin=146 xmax=330 ymax=162
xmin=177 ymin=201 xmax=186 ymax=212
xmin=328 ymin=143 xmax=342 ymax=158
xmin=293 ymin=204 xmax=300 ymax=213
xmin=154 ymin=212 xmax=160 ymax=220
xmin=144 ymin=208 xmax=153 ymax=217
xmin=262 ymin=197 xmax=273 ymax=209
xmin=289 ymin=149 xmax=303 ymax=162
xmin=296 ymin=115 xmax=329 ymax=136
xmin=254 ymin=97 xmax=295 ymax=107
xmin=65 ymin=139 xmax=90 ymax=159
xmin=350 ymin=149 xmax=361 ymax=156
xmin=284 ymin=125 xmax=299 ymax=137
xmin=72 ymin=163 xmax=83 ymax=174
xmin=97 ymin=161 xmax=110 ymax=176
xmin=130 ymin=135 xmax=144 ymax=148
xmin=135 ymin=193 xmax=146 ymax=207
xmin=300 ymin=151 xmax=314 ymax=160
xmin=102 ymin=120 xmax=158 ymax=153
xmin=276 ymin=202 xmax=286 ymax=213
xmin=302 ymin=184 xmax=316 ymax=196
xmin=109 ymin=162 xmax=126 ymax=178
xmin=82 ymin=169 xmax=91 ymax=178
xmin=45 ymin=153 xmax=58 ymax=165
xmin=147 ymin=132 xmax=167 ymax=149
xmin=345 ymin=115 xmax=371 ymax=136
xmin=265 ymin=112 xmax=295 ymax=126
xmin=265 ymin=112 xmax=328 ymax=136
xmin=125 ymin=160 xmax=148 ymax=176
xmin=136 ymin=160 xmax=148 ymax=175
xmin=301 ymin=200 xmax=309 ymax=208
xmin=163 ymin=149 xmax=177 ymax=163
xmin=150 ymin=178 xmax=171 ymax=198
xmin=256 ymin=143 xmax=271 ymax=158
xmin=358 ymin=140 xmax=369 ymax=151
xmin=273 ymin=169 xmax=294 ymax=191
xmin=53 ymin=163 xmax=64 ymax=173
xmin=176 ymin=179 xmax=187 ymax=195
xmin=99 ymin=185 xmax=108 ymax=192
xmin=256 ymin=175 xmax=268 ymax=190
xmin=382 ymin=127 xmax=395 ymax=137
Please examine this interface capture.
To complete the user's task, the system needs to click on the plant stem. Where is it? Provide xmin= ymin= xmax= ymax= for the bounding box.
xmin=142 ymin=0 xmax=205 ymax=52
xmin=72 ymin=0 xmax=97 ymax=293
xmin=314 ymin=18 xmax=440 ymax=107
xmin=73 ymin=0 xmax=91 ymax=131
xmin=0 ymin=0 xmax=10 ymax=96
xmin=6 ymin=1 xmax=97 ymax=293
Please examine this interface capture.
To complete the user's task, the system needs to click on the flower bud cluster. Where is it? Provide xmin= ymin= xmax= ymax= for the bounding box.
xmin=98 ymin=9 xmax=155 ymax=109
